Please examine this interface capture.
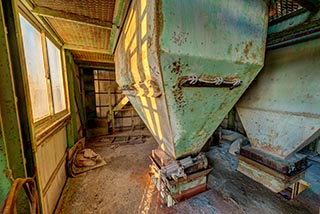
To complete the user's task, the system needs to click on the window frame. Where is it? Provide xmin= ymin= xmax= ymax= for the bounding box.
xmin=18 ymin=9 xmax=68 ymax=130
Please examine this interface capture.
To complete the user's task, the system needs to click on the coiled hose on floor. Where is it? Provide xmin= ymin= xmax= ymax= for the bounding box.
xmin=0 ymin=174 xmax=39 ymax=214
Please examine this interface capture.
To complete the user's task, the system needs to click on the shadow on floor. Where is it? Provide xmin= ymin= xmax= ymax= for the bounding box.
xmin=56 ymin=131 xmax=320 ymax=214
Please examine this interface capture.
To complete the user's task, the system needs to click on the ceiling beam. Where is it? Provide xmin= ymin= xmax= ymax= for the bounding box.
xmin=74 ymin=58 xmax=114 ymax=68
xmin=293 ymin=0 xmax=320 ymax=13
xmin=72 ymin=54 xmax=114 ymax=64
xmin=75 ymin=61 xmax=115 ymax=68
xmin=63 ymin=44 xmax=112 ymax=54
xmin=32 ymin=6 xmax=113 ymax=29
xmin=74 ymin=58 xmax=114 ymax=64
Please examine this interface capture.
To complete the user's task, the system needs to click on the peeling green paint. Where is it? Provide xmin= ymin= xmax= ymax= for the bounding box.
xmin=115 ymin=0 xmax=269 ymax=158
xmin=65 ymin=51 xmax=79 ymax=147
xmin=108 ymin=0 xmax=126 ymax=52
xmin=0 ymin=129 xmax=11 ymax=203
xmin=2 ymin=0 xmax=34 ymax=178
xmin=0 ymin=1 xmax=29 ymax=212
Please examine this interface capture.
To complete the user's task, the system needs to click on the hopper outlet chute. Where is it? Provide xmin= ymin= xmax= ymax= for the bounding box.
xmin=115 ymin=0 xmax=269 ymax=159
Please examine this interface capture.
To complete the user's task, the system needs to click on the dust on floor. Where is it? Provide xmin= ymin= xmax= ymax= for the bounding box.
xmin=56 ymin=131 xmax=320 ymax=214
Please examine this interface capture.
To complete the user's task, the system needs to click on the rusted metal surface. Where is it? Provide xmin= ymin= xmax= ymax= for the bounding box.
xmin=172 ymin=183 xmax=207 ymax=203
xmin=115 ymin=0 xmax=269 ymax=159
xmin=237 ymin=154 xmax=306 ymax=193
xmin=236 ymin=38 xmax=320 ymax=159
xmin=150 ymin=153 xmax=211 ymax=207
xmin=239 ymin=146 xmax=308 ymax=176
xmin=175 ymin=75 xmax=242 ymax=89
xmin=268 ymin=19 xmax=320 ymax=49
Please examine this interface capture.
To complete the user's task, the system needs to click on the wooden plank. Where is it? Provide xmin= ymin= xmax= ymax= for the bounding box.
xmin=37 ymin=127 xmax=67 ymax=192
xmin=112 ymin=96 xmax=129 ymax=112
xmin=63 ymin=44 xmax=112 ymax=55
xmin=77 ymin=62 xmax=115 ymax=70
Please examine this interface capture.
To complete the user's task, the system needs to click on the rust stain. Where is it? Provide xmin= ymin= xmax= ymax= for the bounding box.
xmin=251 ymin=53 xmax=257 ymax=60
xmin=169 ymin=58 xmax=188 ymax=75
xmin=172 ymin=83 xmax=186 ymax=109
xmin=170 ymin=31 xmax=189 ymax=46
xmin=253 ymin=140 xmax=283 ymax=154
xmin=244 ymin=41 xmax=253 ymax=59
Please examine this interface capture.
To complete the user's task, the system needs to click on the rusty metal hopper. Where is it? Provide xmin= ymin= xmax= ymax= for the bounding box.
xmin=115 ymin=0 xmax=269 ymax=159
xmin=236 ymin=39 xmax=320 ymax=159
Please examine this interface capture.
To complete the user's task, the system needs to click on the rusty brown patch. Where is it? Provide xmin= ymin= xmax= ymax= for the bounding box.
xmin=172 ymin=83 xmax=186 ymax=109
xmin=254 ymin=141 xmax=283 ymax=154
xmin=251 ymin=53 xmax=257 ymax=60
xmin=244 ymin=41 xmax=253 ymax=59
xmin=169 ymin=58 xmax=188 ymax=75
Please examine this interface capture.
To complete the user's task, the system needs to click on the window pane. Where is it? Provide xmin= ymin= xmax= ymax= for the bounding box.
xmin=46 ymin=38 xmax=66 ymax=113
xmin=19 ymin=14 xmax=50 ymax=120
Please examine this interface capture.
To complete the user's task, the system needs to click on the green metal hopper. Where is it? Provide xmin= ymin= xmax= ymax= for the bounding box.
xmin=115 ymin=0 xmax=269 ymax=159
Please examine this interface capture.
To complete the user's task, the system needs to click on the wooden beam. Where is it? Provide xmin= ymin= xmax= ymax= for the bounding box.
xmin=293 ymin=0 xmax=320 ymax=13
xmin=77 ymin=63 xmax=115 ymax=70
xmin=32 ymin=6 xmax=113 ymax=29
xmin=74 ymin=58 xmax=114 ymax=64
xmin=63 ymin=44 xmax=112 ymax=54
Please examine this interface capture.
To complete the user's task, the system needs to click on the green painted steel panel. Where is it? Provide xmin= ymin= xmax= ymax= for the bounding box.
xmin=0 ymin=1 xmax=29 ymax=211
xmin=115 ymin=0 xmax=268 ymax=158
xmin=65 ymin=51 xmax=79 ymax=146
xmin=0 ymin=131 xmax=11 ymax=203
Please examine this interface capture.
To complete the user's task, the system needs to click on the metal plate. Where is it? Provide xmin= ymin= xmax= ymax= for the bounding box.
xmin=237 ymin=38 xmax=320 ymax=159
xmin=115 ymin=0 xmax=268 ymax=158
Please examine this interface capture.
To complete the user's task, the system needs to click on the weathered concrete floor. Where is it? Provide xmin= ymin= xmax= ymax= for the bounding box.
xmin=56 ymin=131 xmax=320 ymax=214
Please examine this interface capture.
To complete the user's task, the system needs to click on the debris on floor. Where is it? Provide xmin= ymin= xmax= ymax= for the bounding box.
xmin=217 ymin=128 xmax=248 ymax=155
xmin=57 ymin=132 xmax=320 ymax=214
xmin=67 ymin=138 xmax=107 ymax=177
xmin=92 ymin=131 xmax=150 ymax=150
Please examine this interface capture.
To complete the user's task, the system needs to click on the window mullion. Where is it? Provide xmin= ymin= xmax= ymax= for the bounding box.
xmin=41 ymin=31 xmax=54 ymax=116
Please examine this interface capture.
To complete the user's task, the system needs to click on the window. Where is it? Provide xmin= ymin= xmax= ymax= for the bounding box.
xmin=46 ymin=38 xmax=66 ymax=113
xmin=93 ymin=70 xmax=119 ymax=118
xmin=19 ymin=14 xmax=66 ymax=121
xmin=19 ymin=14 xmax=50 ymax=120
